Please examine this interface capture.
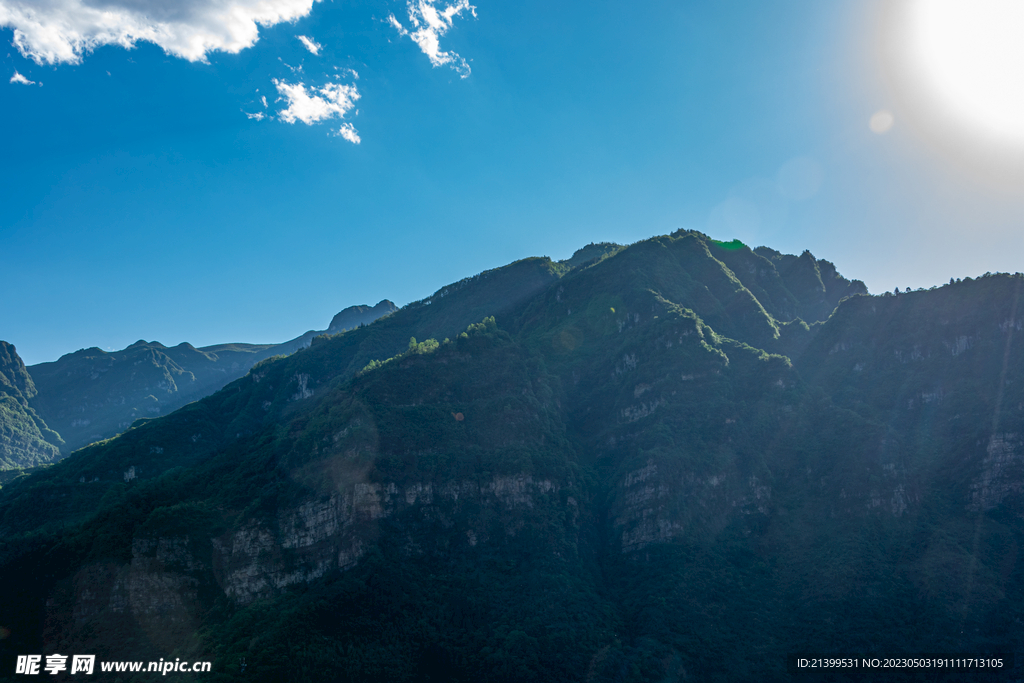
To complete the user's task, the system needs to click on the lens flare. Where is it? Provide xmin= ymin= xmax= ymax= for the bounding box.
xmin=869 ymin=110 xmax=894 ymax=134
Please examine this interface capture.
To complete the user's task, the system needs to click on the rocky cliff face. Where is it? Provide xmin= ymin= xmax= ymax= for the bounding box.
xmin=0 ymin=341 xmax=63 ymax=469
xmin=42 ymin=537 xmax=207 ymax=659
xmin=208 ymin=474 xmax=564 ymax=604
xmin=971 ymin=433 xmax=1024 ymax=512
xmin=47 ymin=472 xmax=571 ymax=654
xmin=614 ymin=460 xmax=772 ymax=553
xmin=0 ymin=341 xmax=37 ymax=401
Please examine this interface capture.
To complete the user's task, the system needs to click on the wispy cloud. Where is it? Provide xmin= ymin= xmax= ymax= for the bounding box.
xmin=388 ymin=0 xmax=476 ymax=78
xmin=296 ymin=35 xmax=322 ymax=56
xmin=273 ymin=79 xmax=360 ymax=143
xmin=243 ymin=92 xmax=271 ymax=121
xmin=279 ymin=58 xmax=304 ymax=74
xmin=9 ymin=70 xmax=36 ymax=85
xmin=333 ymin=66 xmax=359 ymax=80
xmin=334 ymin=122 xmax=361 ymax=144
xmin=0 ymin=0 xmax=322 ymax=65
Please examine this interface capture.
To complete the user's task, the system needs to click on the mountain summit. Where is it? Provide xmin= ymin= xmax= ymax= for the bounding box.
xmin=327 ymin=300 xmax=398 ymax=334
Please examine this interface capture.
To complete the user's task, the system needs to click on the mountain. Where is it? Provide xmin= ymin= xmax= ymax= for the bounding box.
xmin=559 ymin=241 xmax=624 ymax=268
xmin=0 ymin=233 xmax=1020 ymax=682
xmin=11 ymin=300 xmax=398 ymax=456
xmin=0 ymin=342 xmax=63 ymax=469
xmin=25 ymin=340 xmax=278 ymax=455
xmin=327 ymin=300 xmax=399 ymax=334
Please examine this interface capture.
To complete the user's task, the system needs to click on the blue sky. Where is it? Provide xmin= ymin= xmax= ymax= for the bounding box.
xmin=3 ymin=0 xmax=1023 ymax=365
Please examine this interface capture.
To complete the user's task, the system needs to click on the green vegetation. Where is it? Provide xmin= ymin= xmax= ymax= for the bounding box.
xmin=710 ymin=237 xmax=745 ymax=251
xmin=0 ymin=342 xmax=63 ymax=469
xmin=0 ymin=233 xmax=1021 ymax=681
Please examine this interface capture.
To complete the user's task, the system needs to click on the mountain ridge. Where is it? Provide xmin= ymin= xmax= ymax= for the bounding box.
xmin=3 ymin=232 xmax=1018 ymax=681
xmin=0 ymin=300 xmax=400 ymax=462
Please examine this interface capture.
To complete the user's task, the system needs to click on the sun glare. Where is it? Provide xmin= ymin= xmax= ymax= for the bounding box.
xmin=906 ymin=0 xmax=1024 ymax=146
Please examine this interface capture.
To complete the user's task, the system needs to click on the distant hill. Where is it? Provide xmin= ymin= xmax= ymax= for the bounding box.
xmin=26 ymin=340 xmax=281 ymax=454
xmin=0 ymin=300 xmax=398 ymax=460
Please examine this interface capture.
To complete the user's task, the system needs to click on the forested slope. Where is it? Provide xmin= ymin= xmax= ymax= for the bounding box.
xmin=0 ymin=232 xmax=1018 ymax=682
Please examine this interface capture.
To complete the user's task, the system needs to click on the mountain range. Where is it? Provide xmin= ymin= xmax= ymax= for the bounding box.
xmin=0 ymin=231 xmax=1020 ymax=682
xmin=0 ymin=300 xmax=397 ymax=462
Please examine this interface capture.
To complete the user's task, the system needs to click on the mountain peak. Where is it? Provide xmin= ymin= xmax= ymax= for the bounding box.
xmin=560 ymin=242 xmax=624 ymax=268
xmin=327 ymin=299 xmax=398 ymax=334
xmin=127 ymin=339 xmax=166 ymax=349
xmin=0 ymin=341 xmax=36 ymax=402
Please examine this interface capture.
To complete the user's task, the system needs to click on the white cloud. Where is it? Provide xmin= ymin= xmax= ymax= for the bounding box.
xmin=244 ymin=110 xmax=265 ymax=120
xmin=334 ymin=122 xmax=360 ymax=144
xmin=388 ymin=15 xmax=408 ymax=35
xmin=296 ymin=34 xmax=321 ymax=55
xmin=388 ymin=0 xmax=475 ymax=78
xmin=9 ymin=70 xmax=35 ymax=85
xmin=261 ymin=95 xmax=268 ymax=108
xmin=273 ymin=78 xmax=360 ymax=142
xmin=333 ymin=66 xmax=358 ymax=80
xmin=0 ymin=0 xmax=323 ymax=65
xmin=279 ymin=58 xmax=303 ymax=74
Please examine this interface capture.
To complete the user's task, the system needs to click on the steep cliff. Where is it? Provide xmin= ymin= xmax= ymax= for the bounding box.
xmin=0 ymin=341 xmax=63 ymax=469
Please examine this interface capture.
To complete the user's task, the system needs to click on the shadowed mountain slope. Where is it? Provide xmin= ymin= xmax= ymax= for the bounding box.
xmin=1 ymin=233 xmax=1020 ymax=682
xmin=751 ymin=244 xmax=868 ymax=322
